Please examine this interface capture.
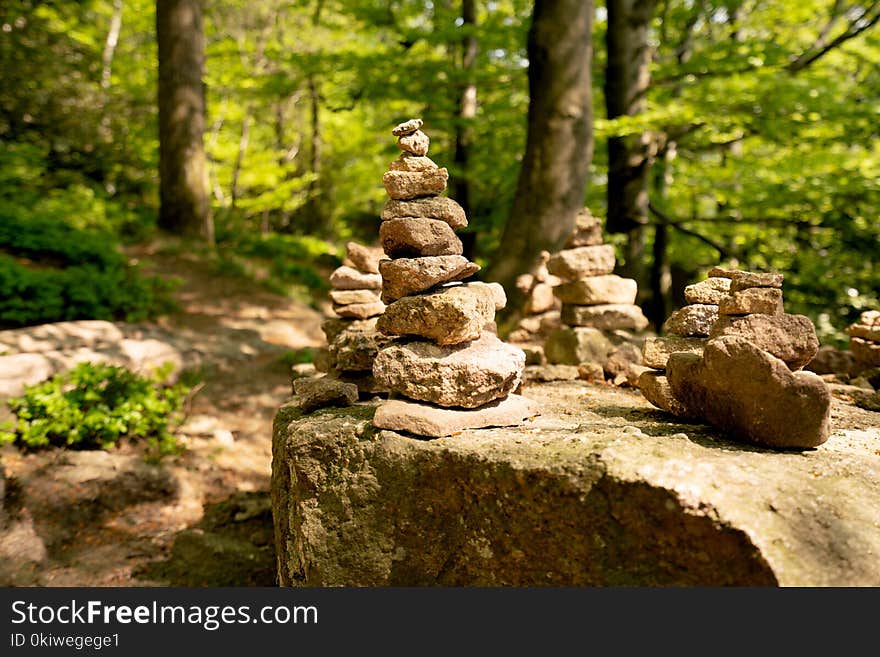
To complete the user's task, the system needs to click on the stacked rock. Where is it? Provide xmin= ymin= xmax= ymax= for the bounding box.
xmin=371 ymin=118 xmax=537 ymax=437
xmin=846 ymin=311 xmax=880 ymax=370
xmin=543 ymin=209 xmax=648 ymax=384
xmin=507 ymin=250 xmax=562 ymax=362
xmin=638 ymin=268 xmax=731 ymax=415
xmin=318 ymin=242 xmax=391 ymax=394
xmin=640 ymin=267 xmax=829 ymax=449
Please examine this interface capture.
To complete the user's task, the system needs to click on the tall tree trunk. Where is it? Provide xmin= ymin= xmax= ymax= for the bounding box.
xmin=156 ymin=0 xmax=213 ymax=242
xmin=451 ymin=0 xmax=477 ymax=220
xmin=231 ymin=110 xmax=251 ymax=210
xmin=487 ymin=0 xmax=594 ymax=310
xmin=604 ymin=0 xmax=657 ymax=289
xmin=101 ymin=0 xmax=124 ymax=90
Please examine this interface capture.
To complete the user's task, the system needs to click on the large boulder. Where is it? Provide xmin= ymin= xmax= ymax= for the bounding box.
xmin=271 ymin=383 xmax=880 ymax=586
xmin=666 ymin=337 xmax=831 ymax=449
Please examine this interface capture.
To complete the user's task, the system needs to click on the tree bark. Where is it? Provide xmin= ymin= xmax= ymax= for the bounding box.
xmin=101 ymin=0 xmax=124 ymax=90
xmin=156 ymin=0 xmax=212 ymax=242
xmin=451 ymin=0 xmax=477 ymax=220
xmin=604 ymin=0 xmax=658 ymax=292
xmin=486 ymin=0 xmax=594 ymax=308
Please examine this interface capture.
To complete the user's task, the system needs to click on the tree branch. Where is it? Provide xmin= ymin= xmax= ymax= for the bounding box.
xmin=787 ymin=2 xmax=880 ymax=72
xmin=648 ymin=202 xmax=734 ymax=257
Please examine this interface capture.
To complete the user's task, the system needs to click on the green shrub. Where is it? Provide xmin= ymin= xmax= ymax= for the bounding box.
xmin=0 ymin=212 xmax=176 ymax=328
xmin=1 ymin=361 xmax=189 ymax=457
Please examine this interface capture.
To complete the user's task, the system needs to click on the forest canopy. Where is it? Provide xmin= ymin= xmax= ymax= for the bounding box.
xmin=1 ymin=0 xmax=877 ymax=341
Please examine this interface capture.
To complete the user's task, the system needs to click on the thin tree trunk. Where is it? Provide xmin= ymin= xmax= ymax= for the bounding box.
xmin=101 ymin=0 xmax=124 ymax=89
xmin=486 ymin=0 xmax=594 ymax=311
xmin=451 ymin=0 xmax=477 ymax=219
xmin=156 ymin=0 xmax=213 ymax=243
xmin=604 ymin=0 xmax=658 ymax=290
xmin=231 ymin=110 xmax=251 ymax=210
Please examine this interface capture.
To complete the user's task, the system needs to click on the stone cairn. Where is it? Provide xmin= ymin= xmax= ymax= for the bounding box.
xmin=507 ymin=250 xmax=563 ymax=364
xmin=370 ymin=118 xmax=538 ymax=437
xmin=639 ymin=267 xmax=829 ymax=449
xmin=543 ymin=210 xmax=649 ymax=384
xmin=847 ymin=310 xmax=880 ymax=371
xmin=315 ymin=241 xmax=391 ymax=396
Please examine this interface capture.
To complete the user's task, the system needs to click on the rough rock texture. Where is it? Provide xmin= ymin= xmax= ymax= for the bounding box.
xmin=806 ymin=345 xmax=858 ymax=376
xmin=381 ymin=197 xmax=467 ymax=229
xmin=565 ymin=209 xmax=603 ymax=247
xmin=466 ymin=281 xmax=507 ymax=310
xmin=523 ymin=364 xmax=581 ymax=382
xmin=638 ymin=370 xmax=696 ymax=418
xmin=329 ymin=266 xmax=382 ymax=290
xmin=372 ymin=394 xmax=538 ymax=437
xmin=379 ymin=255 xmax=479 ymax=302
xmin=524 ymin=283 xmax=557 ymax=315
xmin=397 ymin=129 xmax=430 ymax=155
xmin=729 ymin=271 xmax=784 ymax=291
xmin=545 ymin=327 xmax=613 ymax=366
xmin=707 ymin=266 xmax=739 ymax=278
xmin=322 ymin=317 xmax=377 ymax=344
xmin=272 ymin=383 xmax=880 ymax=586
xmin=328 ymin=328 xmax=393 ymax=373
xmin=561 ymin=304 xmax=649 ymax=331
xmin=710 ymin=313 xmax=819 ymax=370
xmin=291 ymin=377 xmax=358 ymax=413
xmin=382 ymin=168 xmax=448 ymax=200
xmin=554 ymin=276 xmax=638 ymax=305
xmin=846 ymin=311 xmax=880 ymax=342
xmin=373 ymin=334 xmax=525 ymax=408
xmin=332 ymin=301 xmax=386 ymax=320
xmin=547 ymin=245 xmax=616 ymax=280
xmin=684 ymin=277 xmax=731 ymax=305
xmin=718 ymin=287 xmax=784 ymax=316
xmin=850 ymin=337 xmax=880 ymax=367
xmin=344 ymin=242 xmax=384 ymax=274
xmin=392 ymin=118 xmax=422 ymax=136
xmin=667 ymin=337 xmax=831 ymax=448
xmin=376 ymin=285 xmax=495 ymax=345
xmin=662 ymin=304 xmax=719 ymax=337
xmin=388 ymin=154 xmax=438 ymax=172
xmin=328 ymin=289 xmax=381 ymax=306
xmin=379 ymin=217 xmax=463 ymax=258
xmin=642 ymin=336 xmax=706 ymax=370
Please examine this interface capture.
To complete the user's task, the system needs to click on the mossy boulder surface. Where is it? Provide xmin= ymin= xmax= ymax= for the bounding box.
xmin=271 ymin=382 xmax=880 ymax=586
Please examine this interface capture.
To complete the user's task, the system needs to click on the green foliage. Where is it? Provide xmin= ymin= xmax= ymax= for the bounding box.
xmin=0 ymin=214 xmax=176 ymax=328
xmin=1 ymin=362 xmax=189 ymax=457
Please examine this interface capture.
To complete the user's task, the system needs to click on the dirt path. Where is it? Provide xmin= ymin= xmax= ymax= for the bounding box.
xmin=0 ymin=240 xmax=327 ymax=586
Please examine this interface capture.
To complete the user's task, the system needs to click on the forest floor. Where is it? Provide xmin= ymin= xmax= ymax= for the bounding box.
xmin=0 ymin=240 xmax=327 ymax=586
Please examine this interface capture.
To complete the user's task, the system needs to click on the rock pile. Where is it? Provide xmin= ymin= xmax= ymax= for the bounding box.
xmin=371 ymin=119 xmax=537 ymax=437
xmin=507 ymin=250 xmax=562 ymax=363
xmin=317 ymin=241 xmax=391 ymax=394
xmin=543 ymin=209 xmax=648 ymax=384
xmin=847 ymin=310 xmax=880 ymax=369
xmin=639 ymin=267 xmax=829 ymax=449
xmin=638 ymin=267 xmax=730 ymax=414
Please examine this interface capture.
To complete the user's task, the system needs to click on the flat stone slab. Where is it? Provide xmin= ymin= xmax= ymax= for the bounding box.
xmin=383 ymin=168 xmax=447 ymax=199
xmin=561 ymin=303 xmax=649 ymax=331
xmin=684 ymin=277 xmax=731 ymax=305
xmin=554 ymin=275 xmax=637 ymax=305
xmin=662 ymin=304 xmax=719 ymax=337
xmin=373 ymin=333 xmax=525 ymax=408
xmin=271 ymin=381 xmax=880 ymax=586
xmin=547 ymin=245 xmax=616 ymax=280
xmin=718 ymin=287 xmax=783 ymax=316
xmin=381 ymin=197 xmax=467 ymax=229
xmin=372 ymin=394 xmax=538 ymax=437
xmin=379 ymin=255 xmax=479 ymax=302
xmin=642 ymin=336 xmax=706 ymax=369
